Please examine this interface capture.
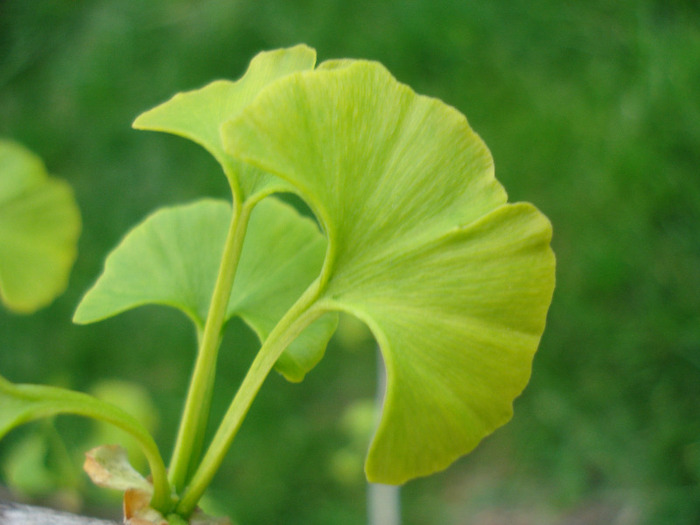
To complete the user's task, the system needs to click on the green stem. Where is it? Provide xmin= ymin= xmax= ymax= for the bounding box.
xmin=0 ymin=377 xmax=172 ymax=512
xmin=168 ymin=200 xmax=253 ymax=494
xmin=175 ymin=282 xmax=324 ymax=517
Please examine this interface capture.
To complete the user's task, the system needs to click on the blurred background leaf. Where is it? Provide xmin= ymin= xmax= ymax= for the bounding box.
xmin=0 ymin=1 xmax=698 ymax=524
xmin=0 ymin=140 xmax=81 ymax=313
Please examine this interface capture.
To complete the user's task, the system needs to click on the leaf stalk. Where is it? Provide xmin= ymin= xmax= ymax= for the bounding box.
xmin=168 ymin=199 xmax=252 ymax=494
xmin=175 ymin=281 xmax=324 ymax=517
xmin=0 ymin=378 xmax=172 ymax=512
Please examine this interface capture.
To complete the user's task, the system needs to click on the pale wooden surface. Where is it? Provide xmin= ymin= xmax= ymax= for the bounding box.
xmin=0 ymin=500 xmax=119 ymax=525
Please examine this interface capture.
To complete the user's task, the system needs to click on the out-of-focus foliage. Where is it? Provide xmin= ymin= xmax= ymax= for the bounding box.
xmin=0 ymin=140 xmax=80 ymax=313
xmin=0 ymin=1 xmax=698 ymax=524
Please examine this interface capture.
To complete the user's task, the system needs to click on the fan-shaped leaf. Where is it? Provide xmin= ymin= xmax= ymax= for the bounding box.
xmin=222 ymin=60 xmax=556 ymax=483
xmin=0 ymin=140 xmax=81 ymax=313
xmin=74 ymin=198 xmax=336 ymax=381
xmin=133 ymin=45 xmax=316 ymax=202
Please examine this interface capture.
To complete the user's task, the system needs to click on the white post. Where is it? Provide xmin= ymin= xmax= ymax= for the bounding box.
xmin=367 ymin=347 xmax=401 ymax=525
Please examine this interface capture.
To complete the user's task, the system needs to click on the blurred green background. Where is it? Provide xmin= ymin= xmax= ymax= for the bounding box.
xmin=1 ymin=1 xmax=698 ymax=524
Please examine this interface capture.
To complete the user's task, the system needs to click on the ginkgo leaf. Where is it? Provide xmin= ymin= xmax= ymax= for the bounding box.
xmin=133 ymin=45 xmax=316 ymax=203
xmin=73 ymin=198 xmax=337 ymax=381
xmin=222 ymin=60 xmax=556 ymax=483
xmin=0 ymin=140 xmax=81 ymax=313
xmin=73 ymin=200 xmax=228 ymax=329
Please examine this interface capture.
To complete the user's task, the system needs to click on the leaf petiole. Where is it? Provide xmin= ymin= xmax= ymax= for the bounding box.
xmin=167 ymin=198 xmax=253 ymax=493
xmin=175 ymin=281 xmax=325 ymax=517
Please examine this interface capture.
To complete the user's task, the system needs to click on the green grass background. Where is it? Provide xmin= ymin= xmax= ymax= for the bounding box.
xmin=1 ymin=1 xmax=698 ymax=524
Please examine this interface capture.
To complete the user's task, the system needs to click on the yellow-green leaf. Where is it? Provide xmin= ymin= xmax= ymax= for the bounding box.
xmin=223 ymin=59 xmax=556 ymax=483
xmin=73 ymin=198 xmax=337 ymax=381
xmin=133 ymin=45 xmax=316 ymax=203
xmin=0 ymin=140 xmax=81 ymax=313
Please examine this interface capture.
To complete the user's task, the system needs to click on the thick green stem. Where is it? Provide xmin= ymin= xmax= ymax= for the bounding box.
xmin=175 ymin=282 xmax=324 ymax=517
xmin=168 ymin=200 xmax=252 ymax=494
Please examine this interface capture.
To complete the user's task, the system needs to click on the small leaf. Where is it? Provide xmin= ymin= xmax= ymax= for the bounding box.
xmin=223 ymin=60 xmax=556 ymax=483
xmin=74 ymin=198 xmax=337 ymax=380
xmin=84 ymin=444 xmax=152 ymax=493
xmin=133 ymin=45 xmax=316 ymax=202
xmin=73 ymin=199 xmax=229 ymax=329
xmin=0 ymin=140 xmax=81 ymax=313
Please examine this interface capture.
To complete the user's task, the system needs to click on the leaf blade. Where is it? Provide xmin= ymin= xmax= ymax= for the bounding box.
xmin=354 ymin=203 xmax=555 ymax=482
xmin=133 ymin=45 xmax=316 ymax=201
xmin=73 ymin=199 xmax=229 ymax=329
xmin=223 ymin=60 xmax=556 ymax=482
xmin=74 ymin=198 xmax=336 ymax=380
